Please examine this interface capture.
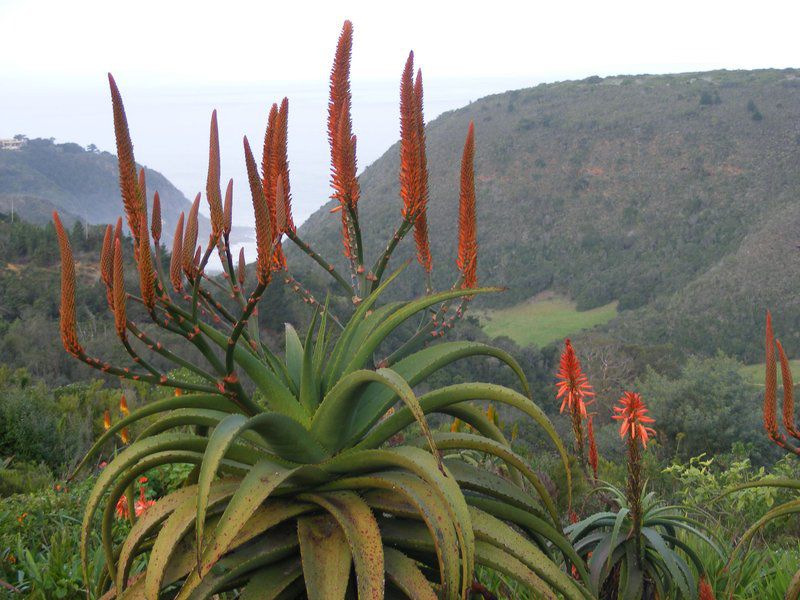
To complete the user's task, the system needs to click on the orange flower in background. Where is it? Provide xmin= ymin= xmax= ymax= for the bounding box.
xmin=698 ymin=577 xmax=715 ymax=600
xmin=556 ymin=339 xmax=594 ymax=417
xmin=119 ymin=394 xmax=129 ymax=417
xmin=103 ymin=409 xmax=111 ymax=431
xmin=120 ymin=427 xmax=130 ymax=445
xmin=456 ymin=122 xmax=477 ymax=289
xmin=613 ymin=392 xmax=656 ymax=448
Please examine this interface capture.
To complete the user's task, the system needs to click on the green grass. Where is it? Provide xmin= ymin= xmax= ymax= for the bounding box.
xmin=739 ymin=359 xmax=800 ymax=385
xmin=478 ymin=294 xmax=618 ymax=347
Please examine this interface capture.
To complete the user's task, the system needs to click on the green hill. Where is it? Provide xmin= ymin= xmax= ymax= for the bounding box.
xmin=292 ymin=68 xmax=800 ymax=362
xmin=0 ymin=137 xmax=207 ymax=235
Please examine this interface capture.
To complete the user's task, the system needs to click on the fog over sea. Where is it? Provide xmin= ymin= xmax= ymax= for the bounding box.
xmin=0 ymin=75 xmax=531 ymax=230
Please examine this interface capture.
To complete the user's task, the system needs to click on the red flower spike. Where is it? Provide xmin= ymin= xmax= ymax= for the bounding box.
xmin=182 ymin=193 xmax=200 ymax=277
xmin=556 ymin=339 xmax=594 ymax=417
xmin=457 ymin=122 xmax=477 ymax=289
xmin=136 ymin=211 xmax=156 ymax=310
xmin=170 ymin=212 xmax=185 ymax=293
xmin=223 ymin=179 xmax=233 ymax=236
xmin=261 ymin=103 xmax=279 ymax=230
xmin=151 ymin=191 xmax=162 ymax=244
xmin=613 ymin=392 xmax=656 ymax=448
xmin=699 ymin=577 xmax=715 ymax=600
xmin=272 ymin=98 xmax=294 ymax=235
xmin=113 ymin=238 xmax=126 ymax=338
xmin=328 ymin=21 xmax=353 ymax=158
xmin=206 ymin=110 xmax=224 ymax=240
xmin=53 ymin=212 xmax=83 ymax=358
xmin=776 ymin=339 xmax=799 ymax=439
xmin=399 ymin=51 xmax=420 ymax=219
xmin=765 ymin=311 xmax=780 ymax=440
xmin=100 ymin=224 xmax=114 ymax=309
xmin=108 ymin=74 xmax=145 ymax=246
xmin=237 ymin=247 xmax=246 ymax=286
xmin=413 ymin=68 xmax=432 ymax=273
xmin=243 ymin=136 xmax=273 ymax=285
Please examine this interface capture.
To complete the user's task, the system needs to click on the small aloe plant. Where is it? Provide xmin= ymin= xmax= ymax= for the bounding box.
xmin=568 ymin=393 xmax=722 ymax=599
xmin=55 ymin=21 xmax=592 ymax=600
xmin=720 ymin=312 xmax=800 ymax=599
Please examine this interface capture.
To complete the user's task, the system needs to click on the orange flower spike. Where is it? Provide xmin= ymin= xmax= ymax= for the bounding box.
xmin=765 ymin=311 xmax=780 ymax=440
xmin=612 ymin=392 xmax=656 ymax=448
xmin=136 ymin=212 xmax=156 ymax=310
xmin=273 ymin=98 xmax=295 ymax=235
xmin=53 ymin=212 xmax=83 ymax=358
xmin=119 ymin=394 xmax=130 ymax=417
xmin=108 ymin=74 xmax=144 ymax=244
xmin=776 ymin=339 xmax=799 ymax=438
xmin=169 ymin=212 xmax=185 ymax=293
xmin=328 ymin=21 xmax=353 ymax=155
xmin=698 ymin=577 xmax=715 ymax=600
xmin=556 ymin=338 xmax=595 ymax=417
xmin=151 ymin=191 xmax=162 ymax=244
xmin=206 ymin=110 xmax=224 ymax=240
xmin=114 ymin=216 xmax=123 ymax=246
xmin=182 ymin=193 xmax=200 ymax=276
xmin=103 ymin=409 xmax=112 ymax=431
xmin=113 ymin=238 xmax=127 ymax=338
xmin=237 ymin=248 xmax=246 ymax=287
xmin=457 ymin=122 xmax=478 ymax=289
xmin=243 ymin=136 xmax=273 ymax=285
xmin=587 ymin=415 xmax=599 ymax=479
xmin=261 ymin=103 xmax=279 ymax=228
xmin=120 ymin=427 xmax=130 ymax=445
xmin=100 ymin=224 xmax=114 ymax=308
xmin=413 ymin=68 xmax=432 ymax=273
xmin=223 ymin=179 xmax=233 ymax=237
xmin=399 ymin=51 xmax=420 ymax=219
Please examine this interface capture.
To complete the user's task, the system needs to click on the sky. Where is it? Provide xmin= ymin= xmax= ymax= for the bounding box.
xmin=2 ymin=0 xmax=800 ymax=228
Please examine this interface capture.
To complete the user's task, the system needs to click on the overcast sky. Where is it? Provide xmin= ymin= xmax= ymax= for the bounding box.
xmin=3 ymin=0 xmax=800 ymax=86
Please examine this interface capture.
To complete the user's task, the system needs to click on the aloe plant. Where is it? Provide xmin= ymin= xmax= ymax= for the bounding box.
xmin=54 ymin=20 xmax=592 ymax=600
xmin=569 ymin=393 xmax=722 ymax=599
xmin=719 ymin=312 xmax=800 ymax=599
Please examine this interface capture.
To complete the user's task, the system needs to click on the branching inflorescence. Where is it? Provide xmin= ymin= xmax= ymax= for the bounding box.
xmin=55 ymin=21 xmax=479 ymax=410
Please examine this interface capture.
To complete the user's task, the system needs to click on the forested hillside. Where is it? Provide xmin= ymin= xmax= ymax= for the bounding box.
xmin=0 ymin=137 xmax=207 ymax=236
xmin=293 ymin=68 xmax=800 ymax=361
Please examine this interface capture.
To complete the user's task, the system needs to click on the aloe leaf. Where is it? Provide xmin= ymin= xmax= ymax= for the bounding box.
xmin=116 ymin=485 xmax=203 ymax=592
xmin=323 ymin=264 xmax=409 ymax=389
xmin=198 ymin=321 xmax=310 ymax=424
xmin=239 ymin=558 xmax=304 ymax=600
xmin=323 ymin=446 xmax=474 ymax=597
xmin=298 ymin=491 xmax=383 ymax=600
xmin=199 ymin=460 xmax=301 ymax=575
xmin=470 ymin=507 xmax=589 ymax=600
xmin=349 ymin=369 xmax=530 ymax=449
xmin=176 ymin=525 xmax=300 ymax=600
xmin=146 ymin=481 xmax=240 ymax=597
xmin=641 ymin=527 xmax=691 ymax=598
xmin=420 ymin=432 xmax=560 ymax=526
xmin=354 ymin=476 xmax=462 ymax=600
xmin=607 ymin=508 xmax=630 ymax=571
xmin=383 ymin=547 xmax=438 ymax=600
xmin=285 ymin=323 xmax=304 ymax=392
xmin=341 ymin=287 xmax=500 ymax=378
xmin=299 ymin=308 xmax=320 ymax=412
xmin=72 ymin=394 xmax=240 ymax=478
xmin=297 ymin=514 xmax=352 ymax=600
xmin=314 ymin=367 xmax=437 ymax=457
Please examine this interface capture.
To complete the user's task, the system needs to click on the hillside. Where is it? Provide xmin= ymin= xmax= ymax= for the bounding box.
xmin=0 ymin=137 xmax=208 ymax=235
xmin=293 ymin=68 xmax=800 ymax=362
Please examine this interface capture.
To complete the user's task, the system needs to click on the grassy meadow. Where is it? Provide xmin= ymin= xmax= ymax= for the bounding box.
xmin=478 ymin=292 xmax=618 ymax=347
